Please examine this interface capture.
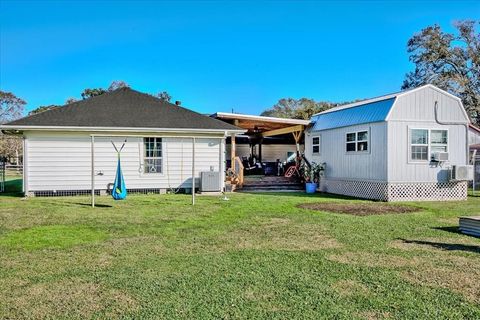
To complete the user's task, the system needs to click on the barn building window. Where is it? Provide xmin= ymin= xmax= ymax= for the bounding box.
xmin=346 ymin=130 xmax=369 ymax=153
xmin=144 ymin=137 xmax=163 ymax=173
xmin=312 ymin=136 xmax=320 ymax=154
xmin=410 ymin=129 xmax=448 ymax=161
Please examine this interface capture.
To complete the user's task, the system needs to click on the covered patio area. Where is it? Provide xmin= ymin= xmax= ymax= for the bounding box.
xmin=212 ymin=112 xmax=309 ymax=189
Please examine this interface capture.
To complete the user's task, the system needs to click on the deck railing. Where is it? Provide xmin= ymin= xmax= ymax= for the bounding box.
xmin=234 ymin=156 xmax=244 ymax=187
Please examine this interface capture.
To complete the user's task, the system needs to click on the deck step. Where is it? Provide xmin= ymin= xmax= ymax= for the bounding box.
xmin=238 ymin=175 xmax=304 ymax=192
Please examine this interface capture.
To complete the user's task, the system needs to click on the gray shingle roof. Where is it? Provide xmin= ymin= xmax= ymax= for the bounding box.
xmin=5 ymin=87 xmax=241 ymax=131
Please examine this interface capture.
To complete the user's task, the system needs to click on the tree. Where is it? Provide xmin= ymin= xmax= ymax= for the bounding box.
xmin=0 ymin=91 xmax=26 ymax=124
xmin=65 ymin=97 xmax=78 ymax=104
xmin=81 ymin=88 xmax=107 ymax=100
xmin=0 ymin=91 xmax=26 ymax=163
xmin=28 ymin=105 xmax=60 ymax=115
xmin=108 ymin=80 xmax=129 ymax=91
xmin=261 ymin=98 xmax=344 ymax=120
xmin=402 ymin=20 xmax=480 ymax=124
xmin=157 ymin=91 xmax=172 ymax=102
xmin=80 ymin=80 xmax=129 ymax=99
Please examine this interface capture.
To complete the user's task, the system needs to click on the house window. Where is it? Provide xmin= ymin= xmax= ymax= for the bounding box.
xmin=144 ymin=137 xmax=162 ymax=173
xmin=346 ymin=130 xmax=369 ymax=152
xmin=410 ymin=129 xmax=448 ymax=161
xmin=430 ymin=130 xmax=448 ymax=156
xmin=312 ymin=136 xmax=320 ymax=154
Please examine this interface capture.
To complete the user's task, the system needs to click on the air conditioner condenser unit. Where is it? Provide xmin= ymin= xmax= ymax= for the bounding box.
xmin=200 ymin=171 xmax=221 ymax=192
xmin=450 ymin=165 xmax=474 ymax=181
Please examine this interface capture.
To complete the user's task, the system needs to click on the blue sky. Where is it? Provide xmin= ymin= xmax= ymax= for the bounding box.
xmin=0 ymin=1 xmax=478 ymax=115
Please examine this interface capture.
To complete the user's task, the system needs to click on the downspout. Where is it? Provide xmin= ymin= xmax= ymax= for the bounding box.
xmin=433 ymin=101 xmax=470 ymax=165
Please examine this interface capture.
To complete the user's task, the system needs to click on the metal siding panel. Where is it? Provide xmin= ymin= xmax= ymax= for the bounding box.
xmin=387 ymin=121 xmax=467 ymax=183
xmin=389 ymin=86 xmax=467 ymax=122
xmin=306 ymin=122 xmax=387 ymax=181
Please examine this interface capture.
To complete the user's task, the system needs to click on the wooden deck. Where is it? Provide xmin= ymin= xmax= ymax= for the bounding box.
xmin=238 ymin=175 xmax=304 ymax=192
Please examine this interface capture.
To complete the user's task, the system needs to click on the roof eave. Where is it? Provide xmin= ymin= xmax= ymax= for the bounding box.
xmin=0 ymin=125 xmax=246 ymax=135
xmin=213 ymin=112 xmax=310 ymax=125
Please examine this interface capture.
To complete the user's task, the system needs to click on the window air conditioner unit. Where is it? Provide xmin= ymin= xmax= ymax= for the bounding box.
xmin=450 ymin=165 xmax=474 ymax=181
xmin=432 ymin=152 xmax=449 ymax=162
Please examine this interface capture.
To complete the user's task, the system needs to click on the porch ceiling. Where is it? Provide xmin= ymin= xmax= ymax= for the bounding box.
xmin=212 ymin=112 xmax=309 ymax=135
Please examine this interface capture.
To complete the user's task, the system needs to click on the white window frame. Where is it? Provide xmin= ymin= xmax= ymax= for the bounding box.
xmin=312 ymin=135 xmax=321 ymax=155
xmin=345 ymin=129 xmax=370 ymax=154
xmin=408 ymin=127 xmax=449 ymax=163
xmin=141 ymin=137 xmax=164 ymax=175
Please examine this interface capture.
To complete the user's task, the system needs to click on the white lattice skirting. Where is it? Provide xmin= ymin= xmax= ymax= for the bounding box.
xmin=319 ymin=179 xmax=468 ymax=202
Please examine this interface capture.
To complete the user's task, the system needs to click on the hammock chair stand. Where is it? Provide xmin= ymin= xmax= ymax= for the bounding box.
xmin=90 ymin=135 xmax=217 ymax=208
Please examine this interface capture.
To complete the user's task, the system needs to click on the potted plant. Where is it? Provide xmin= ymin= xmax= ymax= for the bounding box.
xmin=304 ymin=162 xmax=323 ymax=193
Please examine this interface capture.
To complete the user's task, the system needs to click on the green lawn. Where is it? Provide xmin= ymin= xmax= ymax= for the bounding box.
xmin=0 ymin=181 xmax=479 ymax=319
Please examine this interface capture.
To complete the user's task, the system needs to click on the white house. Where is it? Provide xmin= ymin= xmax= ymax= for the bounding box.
xmin=305 ymin=84 xmax=472 ymax=201
xmin=0 ymin=88 xmax=244 ymax=196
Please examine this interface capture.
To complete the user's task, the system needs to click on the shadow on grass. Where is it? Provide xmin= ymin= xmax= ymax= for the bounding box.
xmin=398 ymin=238 xmax=480 ymax=254
xmin=69 ymin=202 xmax=113 ymax=208
xmin=433 ymin=226 xmax=463 ymax=235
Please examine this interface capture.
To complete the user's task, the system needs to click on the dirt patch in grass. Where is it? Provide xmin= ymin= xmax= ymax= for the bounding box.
xmin=356 ymin=310 xmax=392 ymax=320
xmin=332 ymin=279 xmax=369 ymax=297
xmin=298 ymin=202 xmax=420 ymax=216
xmin=327 ymin=252 xmax=418 ymax=268
xmin=219 ymin=217 xmax=341 ymax=251
xmin=1 ymin=278 xmax=137 ymax=319
xmin=402 ymin=265 xmax=480 ymax=303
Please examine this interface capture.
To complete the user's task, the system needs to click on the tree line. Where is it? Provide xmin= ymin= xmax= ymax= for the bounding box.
xmin=26 ymin=81 xmax=173 ymax=115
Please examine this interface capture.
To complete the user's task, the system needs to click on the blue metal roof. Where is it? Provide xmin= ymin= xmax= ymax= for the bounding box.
xmin=311 ymin=97 xmax=396 ymax=131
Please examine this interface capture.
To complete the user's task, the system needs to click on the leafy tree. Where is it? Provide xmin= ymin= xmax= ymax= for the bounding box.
xmin=28 ymin=105 xmax=60 ymax=115
xmin=65 ymin=97 xmax=78 ymax=104
xmin=108 ymin=80 xmax=130 ymax=91
xmin=0 ymin=91 xmax=26 ymax=124
xmin=261 ymin=98 xmax=344 ymax=120
xmin=81 ymin=80 xmax=129 ymax=99
xmin=0 ymin=91 xmax=26 ymax=163
xmin=402 ymin=20 xmax=480 ymax=124
xmin=157 ymin=91 xmax=172 ymax=102
xmin=81 ymin=88 xmax=107 ymax=100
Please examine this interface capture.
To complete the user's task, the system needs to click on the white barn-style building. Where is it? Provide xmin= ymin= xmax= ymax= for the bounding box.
xmin=1 ymin=88 xmax=244 ymax=197
xmin=305 ymin=84 xmax=472 ymax=201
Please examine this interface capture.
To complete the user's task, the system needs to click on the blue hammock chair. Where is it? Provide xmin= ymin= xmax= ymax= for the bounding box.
xmin=111 ymin=140 xmax=127 ymax=200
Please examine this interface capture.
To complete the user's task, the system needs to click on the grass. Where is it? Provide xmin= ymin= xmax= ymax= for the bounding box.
xmin=0 ymin=179 xmax=479 ymax=319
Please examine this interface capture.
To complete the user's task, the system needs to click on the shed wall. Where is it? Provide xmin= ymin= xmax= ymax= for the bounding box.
xmin=24 ymin=131 xmax=224 ymax=193
xmin=305 ymin=122 xmax=388 ymax=181
xmin=388 ymin=86 xmax=467 ymax=122
xmin=387 ymin=121 xmax=468 ymax=182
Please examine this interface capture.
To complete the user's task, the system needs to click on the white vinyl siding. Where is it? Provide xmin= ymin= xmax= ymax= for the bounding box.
xmin=24 ymin=132 xmax=224 ymax=192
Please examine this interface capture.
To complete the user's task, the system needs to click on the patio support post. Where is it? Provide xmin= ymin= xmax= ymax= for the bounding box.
xmin=292 ymin=130 xmax=302 ymax=156
xmin=91 ymin=135 xmax=95 ymax=208
xmin=230 ymin=133 xmax=236 ymax=171
xmin=192 ymin=137 xmax=196 ymax=206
